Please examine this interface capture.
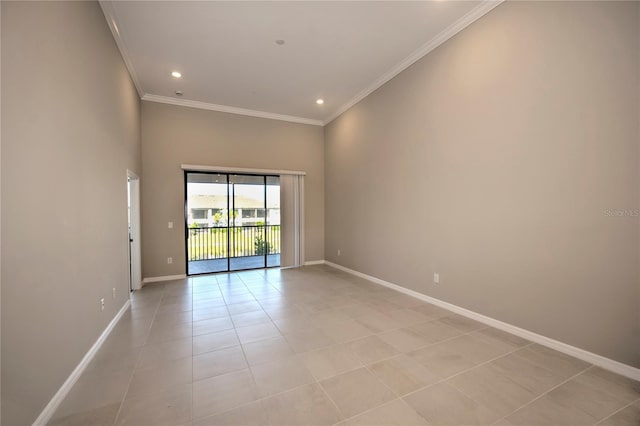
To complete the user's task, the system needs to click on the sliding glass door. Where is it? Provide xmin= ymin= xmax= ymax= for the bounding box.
xmin=185 ymin=173 xmax=229 ymax=274
xmin=185 ymin=172 xmax=280 ymax=275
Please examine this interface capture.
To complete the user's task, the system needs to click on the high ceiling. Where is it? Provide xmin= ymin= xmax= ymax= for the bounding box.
xmin=100 ymin=1 xmax=501 ymax=125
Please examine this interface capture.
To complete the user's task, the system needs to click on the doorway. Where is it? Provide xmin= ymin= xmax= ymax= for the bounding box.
xmin=127 ymin=170 xmax=142 ymax=291
xmin=185 ymin=171 xmax=280 ymax=275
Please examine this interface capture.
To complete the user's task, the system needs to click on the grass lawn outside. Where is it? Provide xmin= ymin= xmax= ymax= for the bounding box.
xmin=188 ymin=225 xmax=280 ymax=261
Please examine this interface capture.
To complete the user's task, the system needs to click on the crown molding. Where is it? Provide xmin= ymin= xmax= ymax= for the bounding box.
xmin=99 ymin=1 xmax=144 ymax=98
xmin=324 ymin=0 xmax=504 ymax=125
xmin=101 ymin=0 xmax=502 ymax=127
xmin=142 ymin=94 xmax=324 ymax=126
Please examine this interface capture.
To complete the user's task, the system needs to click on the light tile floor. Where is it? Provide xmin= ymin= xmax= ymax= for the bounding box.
xmin=50 ymin=265 xmax=640 ymax=426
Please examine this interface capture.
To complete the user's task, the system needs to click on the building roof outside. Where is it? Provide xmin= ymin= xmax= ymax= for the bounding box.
xmin=188 ymin=195 xmax=279 ymax=209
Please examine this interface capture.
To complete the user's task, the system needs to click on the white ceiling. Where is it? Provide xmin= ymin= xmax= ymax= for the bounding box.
xmin=100 ymin=1 xmax=501 ymax=126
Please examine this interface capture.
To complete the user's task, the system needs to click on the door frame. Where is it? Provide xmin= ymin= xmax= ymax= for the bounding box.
xmin=127 ymin=170 xmax=142 ymax=291
xmin=184 ymin=170 xmax=279 ymax=276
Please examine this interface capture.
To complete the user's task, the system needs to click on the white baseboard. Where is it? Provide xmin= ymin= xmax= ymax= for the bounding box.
xmin=142 ymin=274 xmax=187 ymax=285
xmin=325 ymin=261 xmax=640 ymax=381
xmin=278 ymin=260 xmax=326 ymax=269
xmin=33 ymin=300 xmax=131 ymax=426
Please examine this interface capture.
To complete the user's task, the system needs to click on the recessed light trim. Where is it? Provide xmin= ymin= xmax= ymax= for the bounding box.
xmin=171 ymin=71 xmax=182 ymax=78
xmin=316 ymin=99 xmax=324 ymax=105
xmin=275 ymin=39 xmax=285 ymax=45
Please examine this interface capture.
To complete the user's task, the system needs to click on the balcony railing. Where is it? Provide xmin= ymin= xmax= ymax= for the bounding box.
xmin=188 ymin=225 xmax=280 ymax=261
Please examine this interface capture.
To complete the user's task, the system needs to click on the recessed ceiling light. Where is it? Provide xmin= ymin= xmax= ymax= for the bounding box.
xmin=175 ymin=90 xmax=184 ymax=96
xmin=275 ymin=39 xmax=285 ymax=45
xmin=316 ymin=99 xmax=324 ymax=105
xmin=171 ymin=71 xmax=182 ymax=78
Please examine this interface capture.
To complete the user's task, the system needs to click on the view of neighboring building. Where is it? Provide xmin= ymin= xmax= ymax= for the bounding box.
xmin=187 ymin=194 xmax=280 ymax=227
xmin=185 ymin=175 xmax=282 ymax=273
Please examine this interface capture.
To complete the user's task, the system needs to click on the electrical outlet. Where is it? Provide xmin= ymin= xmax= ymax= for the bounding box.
xmin=167 ymin=257 xmax=173 ymax=264
xmin=100 ymin=298 xmax=105 ymax=311
xmin=168 ymin=221 xmax=173 ymax=229
xmin=433 ymin=273 xmax=440 ymax=284
xmin=112 ymin=288 xmax=116 ymax=299
xmin=337 ymin=249 xmax=341 ymax=256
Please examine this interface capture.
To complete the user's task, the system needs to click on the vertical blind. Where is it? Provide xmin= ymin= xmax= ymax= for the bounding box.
xmin=279 ymin=174 xmax=304 ymax=268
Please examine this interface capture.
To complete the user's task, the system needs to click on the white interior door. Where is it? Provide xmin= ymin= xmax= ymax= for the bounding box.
xmin=127 ymin=170 xmax=142 ymax=290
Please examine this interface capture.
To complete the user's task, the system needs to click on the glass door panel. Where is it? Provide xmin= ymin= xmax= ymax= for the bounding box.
xmin=230 ymin=174 xmax=266 ymax=271
xmin=186 ymin=173 xmax=229 ymax=275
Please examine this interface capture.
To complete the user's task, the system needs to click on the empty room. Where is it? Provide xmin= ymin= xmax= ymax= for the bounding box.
xmin=2 ymin=1 xmax=639 ymax=425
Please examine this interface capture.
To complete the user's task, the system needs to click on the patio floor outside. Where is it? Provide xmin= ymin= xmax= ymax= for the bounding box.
xmin=188 ymin=254 xmax=280 ymax=275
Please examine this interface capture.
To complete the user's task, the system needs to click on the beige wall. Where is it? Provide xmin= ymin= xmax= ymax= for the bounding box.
xmin=141 ymin=101 xmax=324 ymax=279
xmin=1 ymin=2 xmax=141 ymax=424
xmin=325 ymin=1 xmax=640 ymax=367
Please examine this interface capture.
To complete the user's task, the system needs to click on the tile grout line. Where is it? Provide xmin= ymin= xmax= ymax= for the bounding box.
xmin=192 ymin=275 xmax=220 ymax=425
xmin=189 ymin=272 xmax=374 ymax=424
xmin=191 ymin=276 xmax=521 ymax=420
xmin=112 ymin=284 xmax=166 ymax=426
xmin=319 ymin=332 xmax=439 ymax=426
xmin=219 ymin=279 xmax=275 ymax=426
xmin=442 ymin=343 xmax=558 ymax=423
xmin=314 ymin=342 xmax=379 ymax=423
xmin=308 ymin=326 xmax=498 ymax=424
xmin=316 ymin=375 xmax=350 ymax=423
xmin=488 ymin=364 xmax=595 ymax=425
xmin=594 ymin=396 xmax=640 ymax=425
xmin=190 ymin=277 xmax=195 ymax=426
xmin=231 ymin=270 xmax=294 ymax=425
xmin=101 ymin=273 xmax=298 ymax=424
xmin=113 ymin=267 xmax=635 ymax=426
xmin=191 ymin=275 xmax=240 ymax=423
xmin=396 ymin=341 xmax=536 ymax=410
xmin=407 ymin=335 xmax=618 ymax=424
xmin=190 ymin=359 xmax=315 ymax=424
